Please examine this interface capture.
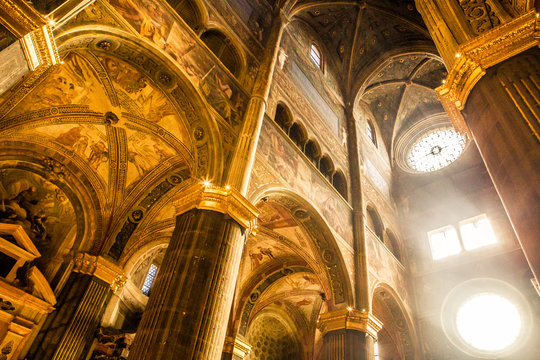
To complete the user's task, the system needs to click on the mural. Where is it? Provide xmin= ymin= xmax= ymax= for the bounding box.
xmin=255 ymin=119 xmax=353 ymax=245
xmin=6 ymin=50 xmax=193 ymax=191
xmin=107 ymin=0 xmax=248 ymax=126
xmin=0 ymin=168 xmax=76 ymax=264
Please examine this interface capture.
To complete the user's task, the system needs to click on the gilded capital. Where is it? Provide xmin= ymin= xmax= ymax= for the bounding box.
xmin=223 ymin=336 xmax=252 ymax=359
xmin=437 ymin=10 xmax=539 ymax=133
xmin=173 ymin=183 xmax=259 ymax=232
xmin=72 ymin=253 xmax=126 ymax=293
xmin=318 ymin=309 xmax=383 ymax=339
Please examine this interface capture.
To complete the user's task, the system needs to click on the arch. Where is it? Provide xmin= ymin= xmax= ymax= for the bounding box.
xmin=54 ymin=27 xmax=223 ymax=181
xmin=200 ymin=29 xmax=242 ymax=77
xmin=304 ymin=139 xmax=321 ymax=165
xmin=366 ymin=205 xmax=384 ymax=241
xmin=249 ymin=187 xmax=354 ymax=308
xmin=371 ymin=282 xmax=419 ymax=360
xmin=384 ymin=229 xmax=402 ymax=262
xmin=318 ymin=155 xmax=334 ymax=182
xmin=332 ymin=170 xmax=348 ymax=200
xmin=275 ymin=103 xmax=293 ymax=132
xmin=165 ymin=0 xmax=206 ymax=32
xmin=289 ymin=122 xmax=308 ymax=148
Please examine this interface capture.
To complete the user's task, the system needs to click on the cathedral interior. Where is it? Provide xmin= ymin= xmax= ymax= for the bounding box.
xmin=0 ymin=0 xmax=539 ymax=359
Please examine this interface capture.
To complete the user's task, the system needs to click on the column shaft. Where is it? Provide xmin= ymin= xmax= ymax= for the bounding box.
xmin=463 ymin=49 xmax=540 ymax=280
xmin=321 ymin=329 xmax=374 ymax=360
xmin=27 ymin=273 xmax=112 ymax=360
xmin=128 ymin=209 xmax=245 ymax=360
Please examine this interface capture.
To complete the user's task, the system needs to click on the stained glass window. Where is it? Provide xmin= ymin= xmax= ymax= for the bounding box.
xmin=142 ymin=263 xmax=158 ymax=296
xmin=407 ymin=128 xmax=465 ymax=172
xmin=310 ymin=44 xmax=322 ymax=69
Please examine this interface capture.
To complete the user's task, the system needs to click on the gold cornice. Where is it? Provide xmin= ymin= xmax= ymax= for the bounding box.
xmin=318 ymin=309 xmax=383 ymax=339
xmin=72 ymin=253 xmax=127 ymax=293
xmin=437 ymin=10 xmax=540 ymax=134
xmin=173 ymin=183 xmax=259 ymax=232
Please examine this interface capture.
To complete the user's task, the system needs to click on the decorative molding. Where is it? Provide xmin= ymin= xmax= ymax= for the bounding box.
xmin=437 ymin=10 xmax=539 ymax=133
xmin=223 ymin=336 xmax=252 ymax=359
xmin=72 ymin=253 xmax=126 ymax=293
xmin=173 ymin=183 xmax=259 ymax=232
xmin=318 ymin=308 xmax=383 ymax=339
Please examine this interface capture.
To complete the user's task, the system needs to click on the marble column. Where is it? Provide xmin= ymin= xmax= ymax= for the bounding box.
xmin=27 ymin=254 xmax=125 ymax=360
xmin=318 ymin=309 xmax=382 ymax=360
xmin=128 ymin=184 xmax=258 ymax=360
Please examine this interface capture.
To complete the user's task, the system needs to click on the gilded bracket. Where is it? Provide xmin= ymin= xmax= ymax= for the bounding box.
xmin=173 ymin=183 xmax=259 ymax=232
xmin=318 ymin=308 xmax=383 ymax=339
xmin=436 ymin=10 xmax=540 ymax=134
xmin=72 ymin=253 xmax=127 ymax=294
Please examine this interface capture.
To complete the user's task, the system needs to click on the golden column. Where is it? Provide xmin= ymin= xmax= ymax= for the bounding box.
xmin=27 ymin=253 xmax=125 ymax=360
xmin=129 ymin=10 xmax=286 ymax=360
xmin=318 ymin=308 xmax=383 ymax=360
xmin=127 ymin=184 xmax=258 ymax=360
xmin=415 ymin=1 xmax=540 ymax=288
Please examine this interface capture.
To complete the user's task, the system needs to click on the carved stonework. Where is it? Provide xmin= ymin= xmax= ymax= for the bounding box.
xmin=318 ymin=308 xmax=383 ymax=339
xmin=72 ymin=253 xmax=126 ymax=293
xmin=437 ymin=10 xmax=539 ymax=133
xmin=459 ymin=0 xmax=501 ymax=35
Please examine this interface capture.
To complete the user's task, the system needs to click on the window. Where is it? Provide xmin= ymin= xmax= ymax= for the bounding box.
xmin=456 ymin=293 xmax=521 ymax=352
xmin=407 ymin=127 xmax=466 ymax=172
xmin=141 ymin=264 xmax=158 ymax=296
xmin=428 ymin=214 xmax=497 ymax=260
xmin=374 ymin=341 xmax=379 ymax=359
xmin=428 ymin=226 xmax=461 ymax=260
xmin=367 ymin=121 xmax=376 ymax=146
xmin=459 ymin=214 xmax=496 ymax=251
xmin=310 ymin=44 xmax=322 ymax=69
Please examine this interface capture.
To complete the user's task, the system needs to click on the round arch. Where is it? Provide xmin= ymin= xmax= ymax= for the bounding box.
xmin=371 ymin=282 xmax=419 ymax=360
xmin=54 ymin=26 xmax=224 ymax=181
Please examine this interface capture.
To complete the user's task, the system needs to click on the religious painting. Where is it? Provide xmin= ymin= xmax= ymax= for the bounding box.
xmin=107 ymin=0 xmax=247 ymax=126
xmin=0 ymin=168 xmax=76 ymax=265
xmin=257 ymin=119 xmax=353 ymax=245
xmin=126 ymin=129 xmax=177 ymax=186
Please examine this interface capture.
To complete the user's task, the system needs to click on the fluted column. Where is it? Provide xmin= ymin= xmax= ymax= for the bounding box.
xmin=227 ymin=11 xmax=287 ymax=194
xmin=27 ymin=254 xmax=125 ymax=360
xmin=318 ymin=309 xmax=382 ymax=360
xmin=128 ymin=184 xmax=258 ymax=360
xmin=414 ymin=4 xmax=540 ymax=284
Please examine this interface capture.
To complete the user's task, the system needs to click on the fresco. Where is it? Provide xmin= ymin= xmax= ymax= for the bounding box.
xmin=0 ymin=168 xmax=76 ymax=264
xmin=125 ymin=129 xmax=177 ymax=186
xmin=366 ymin=231 xmax=410 ymax=309
xmin=107 ymin=0 xmax=248 ymax=127
xmin=256 ymin=119 xmax=353 ymax=245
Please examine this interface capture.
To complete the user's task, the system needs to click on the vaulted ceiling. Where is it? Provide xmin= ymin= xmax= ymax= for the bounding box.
xmin=283 ymin=0 xmax=433 ymax=99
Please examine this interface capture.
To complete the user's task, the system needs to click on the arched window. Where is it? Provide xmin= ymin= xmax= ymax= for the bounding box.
xmin=319 ymin=155 xmax=334 ymax=182
xmin=366 ymin=207 xmax=384 ymax=240
xmin=332 ymin=170 xmax=348 ymax=200
xmin=385 ymin=230 xmax=402 ymax=262
xmin=167 ymin=0 xmax=203 ymax=31
xmin=304 ymin=139 xmax=321 ymax=165
xmin=275 ymin=104 xmax=292 ymax=132
xmin=141 ymin=263 xmax=159 ymax=296
xmin=367 ymin=120 xmax=377 ymax=146
xmin=200 ymin=30 xmax=241 ymax=76
xmin=310 ymin=43 xmax=322 ymax=69
xmin=289 ymin=122 xmax=307 ymax=148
